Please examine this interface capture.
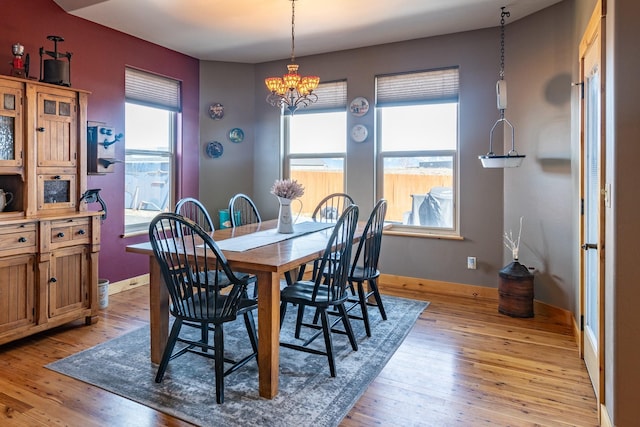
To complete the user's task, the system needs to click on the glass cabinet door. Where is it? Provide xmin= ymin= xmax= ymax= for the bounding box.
xmin=0 ymin=84 xmax=23 ymax=168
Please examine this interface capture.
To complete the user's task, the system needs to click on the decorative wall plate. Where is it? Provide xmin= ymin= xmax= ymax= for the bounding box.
xmin=350 ymin=124 xmax=368 ymax=142
xmin=208 ymin=103 xmax=224 ymax=120
xmin=205 ymin=141 xmax=223 ymax=158
xmin=228 ymin=127 xmax=244 ymax=143
xmin=349 ymin=97 xmax=370 ymax=117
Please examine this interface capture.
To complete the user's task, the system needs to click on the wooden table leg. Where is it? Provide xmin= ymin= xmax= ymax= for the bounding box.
xmin=256 ymin=270 xmax=280 ymax=399
xmin=149 ymin=257 xmax=169 ymax=364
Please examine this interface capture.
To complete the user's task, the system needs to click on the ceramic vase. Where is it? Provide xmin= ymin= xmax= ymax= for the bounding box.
xmin=277 ymin=196 xmax=295 ymax=233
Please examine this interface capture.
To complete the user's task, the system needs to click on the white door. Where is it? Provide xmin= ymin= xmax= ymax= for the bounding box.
xmin=580 ymin=3 xmax=604 ymax=404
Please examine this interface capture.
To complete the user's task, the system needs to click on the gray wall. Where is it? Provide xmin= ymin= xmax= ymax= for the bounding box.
xmin=505 ymin=2 xmax=575 ymax=310
xmin=254 ymin=29 xmax=505 ymax=289
xmin=252 ymin=3 xmax=576 ymax=301
xmin=199 ymin=61 xmax=256 ymax=227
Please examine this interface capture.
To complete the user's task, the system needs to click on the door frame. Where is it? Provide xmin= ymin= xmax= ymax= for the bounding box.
xmin=578 ymin=0 xmax=606 ymax=413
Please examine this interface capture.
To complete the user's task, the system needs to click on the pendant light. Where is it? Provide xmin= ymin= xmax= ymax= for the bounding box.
xmin=265 ymin=0 xmax=319 ymax=115
xmin=479 ymin=7 xmax=525 ymax=168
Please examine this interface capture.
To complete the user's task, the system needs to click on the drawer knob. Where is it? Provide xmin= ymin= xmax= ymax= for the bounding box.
xmin=78 ymin=229 xmax=86 ymax=235
xmin=57 ymin=232 xmax=65 ymax=238
xmin=36 ymin=127 xmax=45 ymax=132
xmin=18 ymin=237 xmax=27 ymax=243
xmin=53 ymin=175 xmax=61 ymax=180
xmin=49 ymin=277 xmax=57 ymax=283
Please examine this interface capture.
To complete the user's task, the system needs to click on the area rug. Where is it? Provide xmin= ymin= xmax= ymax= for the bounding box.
xmin=47 ymin=295 xmax=428 ymax=427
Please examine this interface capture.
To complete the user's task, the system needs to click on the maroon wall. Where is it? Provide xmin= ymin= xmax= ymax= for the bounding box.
xmin=1 ymin=0 xmax=200 ymax=282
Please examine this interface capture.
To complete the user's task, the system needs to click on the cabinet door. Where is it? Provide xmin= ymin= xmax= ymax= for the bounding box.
xmin=48 ymin=246 xmax=88 ymax=318
xmin=0 ymin=83 xmax=23 ymax=169
xmin=36 ymin=91 xmax=77 ymax=169
xmin=0 ymin=254 xmax=35 ymax=334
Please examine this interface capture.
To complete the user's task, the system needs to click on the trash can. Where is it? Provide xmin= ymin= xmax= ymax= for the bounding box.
xmin=98 ymin=279 xmax=110 ymax=309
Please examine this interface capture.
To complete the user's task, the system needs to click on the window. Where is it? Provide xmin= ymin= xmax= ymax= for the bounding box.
xmin=284 ymin=81 xmax=347 ymax=216
xmin=376 ymin=67 xmax=459 ymax=234
xmin=124 ymin=68 xmax=180 ymax=234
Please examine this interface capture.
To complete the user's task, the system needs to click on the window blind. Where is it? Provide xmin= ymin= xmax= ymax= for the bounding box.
xmin=376 ymin=67 xmax=459 ymax=106
xmin=125 ymin=67 xmax=181 ymax=112
xmin=298 ymin=80 xmax=347 ymax=113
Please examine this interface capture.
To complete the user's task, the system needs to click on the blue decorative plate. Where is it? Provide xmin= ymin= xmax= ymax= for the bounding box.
xmin=205 ymin=141 xmax=223 ymax=158
xmin=229 ymin=128 xmax=244 ymax=143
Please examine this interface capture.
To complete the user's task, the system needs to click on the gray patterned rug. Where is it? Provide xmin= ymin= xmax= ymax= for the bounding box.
xmin=47 ymin=295 xmax=428 ymax=427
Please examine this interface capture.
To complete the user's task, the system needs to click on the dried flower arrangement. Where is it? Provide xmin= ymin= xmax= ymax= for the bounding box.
xmin=270 ymin=179 xmax=305 ymax=200
xmin=504 ymin=216 xmax=523 ymax=261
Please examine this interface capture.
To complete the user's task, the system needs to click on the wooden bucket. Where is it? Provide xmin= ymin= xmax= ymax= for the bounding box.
xmin=498 ymin=261 xmax=534 ymax=318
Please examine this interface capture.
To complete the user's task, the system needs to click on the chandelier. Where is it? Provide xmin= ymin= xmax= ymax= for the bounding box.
xmin=265 ymin=0 xmax=319 ymax=114
xmin=479 ymin=7 xmax=525 ymax=168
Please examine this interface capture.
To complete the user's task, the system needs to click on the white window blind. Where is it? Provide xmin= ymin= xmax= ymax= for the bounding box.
xmin=125 ymin=67 xmax=181 ymax=112
xmin=298 ymin=80 xmax=347 ymax=113
xmin=376 ymin=67 xmax=459 ymax=106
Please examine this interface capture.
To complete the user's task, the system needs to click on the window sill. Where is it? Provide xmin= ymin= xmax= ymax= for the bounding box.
xmin=383 ymin=227 xmax=464 ymax=240
xmin=121 ymin=229 xmax=149 ymax=238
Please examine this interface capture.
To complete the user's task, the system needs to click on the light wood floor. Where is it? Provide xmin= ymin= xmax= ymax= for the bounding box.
xmin=0 ymin=285 xmax=598 ymax=426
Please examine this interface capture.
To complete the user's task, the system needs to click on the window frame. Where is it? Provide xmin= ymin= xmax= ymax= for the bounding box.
xmin=375 ymin=68 xmax=460 ymax=237
xmin=283 ymin=81 xmax=348 ymax=210
xmin=123 ymin=68 xmax=181 ymax=236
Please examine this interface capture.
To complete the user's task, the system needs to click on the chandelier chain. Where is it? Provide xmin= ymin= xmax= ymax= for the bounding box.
xmin=290 ymin=0 xmax=296 ymax=63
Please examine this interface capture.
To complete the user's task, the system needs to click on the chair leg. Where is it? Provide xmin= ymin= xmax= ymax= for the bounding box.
xmin=243 ymin=310 xmax=258 ymax=358
xmin=295 ymin=303 xmax=306 ymax=338
xmin=155 ymin=319 xmax=183 ymax=383
xmin=279 ymin=301 xmax=288 ymax=329
xmin=214 ymin=325 xmax=225 ymax=404
xmin=357 ymin=281 xmax=372 ymax=337
xmin=337 ymin=303 xmax=358 ymax=351
xmin=200 ymin=321 xmax=209 ymax=351
xmin=369 ymin=278 xmax=387 ymax=320
xmin=318 ymin=308 xmax=336 ymax=377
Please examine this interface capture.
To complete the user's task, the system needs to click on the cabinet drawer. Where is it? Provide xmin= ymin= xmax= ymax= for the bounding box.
xmin=0 ymin=229 xmax=37 ymax=252
xmin=50 ymin=218 xmax=90 ymax=246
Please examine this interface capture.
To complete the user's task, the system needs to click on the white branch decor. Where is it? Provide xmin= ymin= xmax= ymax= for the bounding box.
xmin=504 ymin=216 xmax=523 ymax=261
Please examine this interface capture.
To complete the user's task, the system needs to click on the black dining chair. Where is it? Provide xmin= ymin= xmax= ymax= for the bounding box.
xmin=175 ymin=197 xmax=258 ymax=297
xmin=149 ymin=212 xmax=258 ymax=404
xmin=345 ymin=199 xmax=388 ymax=337
xmin=175 ymin=197 xmax=214 ymax=233
xmin=293 ymin=193 xmax=355 ymax=284
xmin=228 ymin=193 xmax=261 ymax=227
xmin=279 ymin=204 xmax=359 ymax=377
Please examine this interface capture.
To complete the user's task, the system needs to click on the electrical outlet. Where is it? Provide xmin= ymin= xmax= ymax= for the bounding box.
xmin=467 ymin=256 xmax=477 ymax=270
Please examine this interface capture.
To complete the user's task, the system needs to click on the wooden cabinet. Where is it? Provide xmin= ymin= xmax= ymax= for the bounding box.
xmin=0 ymin=75 xmax=100 ymax=346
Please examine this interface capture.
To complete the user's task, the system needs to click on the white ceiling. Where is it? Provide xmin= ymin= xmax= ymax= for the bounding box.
xmin=54 ymin=0 xmax=562 ymax=63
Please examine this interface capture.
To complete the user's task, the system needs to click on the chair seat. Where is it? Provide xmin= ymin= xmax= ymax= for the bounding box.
xmin=281 ymin=281 xmax=347 ymax=307
xmin=196 ymin=270 xmax=256 ymax=288
xmin=348 ymin=266 xmax=380 ymax=282
xmin=175 ymin=293 xmax=257 ymax=322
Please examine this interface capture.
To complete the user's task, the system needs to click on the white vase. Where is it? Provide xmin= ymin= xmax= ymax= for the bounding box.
xmin=277 ymin=197 xmax=295 ymax=234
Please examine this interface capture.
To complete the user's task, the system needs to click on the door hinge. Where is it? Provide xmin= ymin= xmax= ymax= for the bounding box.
xmin=580 ymin=198 xmax=584 ymax=215
xmin=580 ymin=315 xmax=584 ymax=331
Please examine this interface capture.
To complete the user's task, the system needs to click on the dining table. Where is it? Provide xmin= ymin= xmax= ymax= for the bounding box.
xmin=126 ymin=218 xmax=367 ymax=399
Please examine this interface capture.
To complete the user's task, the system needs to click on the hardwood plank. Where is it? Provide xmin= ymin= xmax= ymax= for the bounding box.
xmin=0 ymin=284 xmax=598 ymax=426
